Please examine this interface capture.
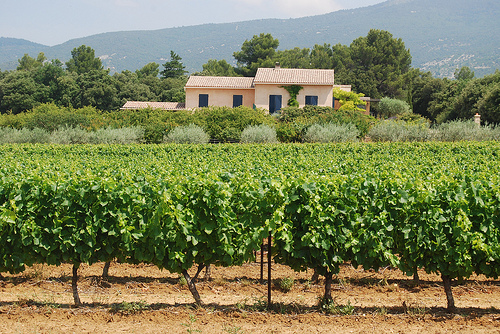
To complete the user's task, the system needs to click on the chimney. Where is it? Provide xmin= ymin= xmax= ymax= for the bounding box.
xmin=275 ymin=62 xmax=280 ymax=69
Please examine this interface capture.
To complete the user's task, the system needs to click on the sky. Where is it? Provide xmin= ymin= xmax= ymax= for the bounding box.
xmin=1 ymin=0 xmax=386 ymax=46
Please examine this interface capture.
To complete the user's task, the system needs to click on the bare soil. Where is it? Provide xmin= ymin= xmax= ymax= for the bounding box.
xmin=1 ymin=260 xmax=500 ymax=333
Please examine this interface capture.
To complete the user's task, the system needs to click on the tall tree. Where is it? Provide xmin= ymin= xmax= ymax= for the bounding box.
xmin=0 ymin=71 xmax=45 ymax=113
xmin=233 ymin=33 xmax=279 ymax=76
xmin=66 ymin=45 xmax=103 ymax=74
xmin=345 ymin=29 xmax=412 ymax=99
xmin=17 ymin=52 xmax=46 ymax=72
xmin=161 ymin=51 xmax=187 ymax=79
xmin=136 ymin=62 xmax=160 ymax=78
xmin=197 ymin=59 xmax=238 ymax=77
xmin=454 ymin=66 xmax=475 ymax=81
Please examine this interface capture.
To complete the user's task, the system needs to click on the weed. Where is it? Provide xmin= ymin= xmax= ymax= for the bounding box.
xmin=179 ymin=275 xmax=188 ymax=286
xmin=181 ymin=313 xmax=202 ymax=333
xmin=317 ymin=296 xmax=355 ymax=315
xmin=111 ymin=300 xmax=149 ymax=314
xmin=277 ymin=277 xmax=295 ymax=292
xmin=402 ymin=301 xmax=429 ymax=317
xmin=213 ymin=277 xmax=227 ymax=286
xmin=373 ymin=306 xmax=388 ymax=316
xmin=303 ymin=279 xmax=312 ymax=291
xmin=236 ymin=297 xmax=267 ymax=312
xmin=222 ymin=324 xmax=245 ymax=334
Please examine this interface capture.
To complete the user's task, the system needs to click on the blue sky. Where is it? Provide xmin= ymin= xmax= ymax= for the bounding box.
xmin=1 ymin=0 xmax=385 ymax=46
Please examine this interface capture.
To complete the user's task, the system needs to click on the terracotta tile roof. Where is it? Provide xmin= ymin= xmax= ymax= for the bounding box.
xmin=185 ymin=76 xmax=255 ymax=89
xmin=120 ymin=101 xmax=186 ymax=110
xmin=254 ymin=68 xmax=335 ymax=85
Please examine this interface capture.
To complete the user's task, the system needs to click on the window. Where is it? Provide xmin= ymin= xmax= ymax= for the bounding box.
xmin=233 ymin=95 xmax=243 ymax=108
xmin=199 ymin=94 xmax=209 ymax=107
xmin=269 ymin=95 xmax=282 ymax=113
xmin=305 ymin=95 xmax=318 ymax=106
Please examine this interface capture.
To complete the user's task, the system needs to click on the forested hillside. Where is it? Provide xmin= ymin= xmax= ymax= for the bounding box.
xmin=1 ymin=0 xmax=498 ymax=78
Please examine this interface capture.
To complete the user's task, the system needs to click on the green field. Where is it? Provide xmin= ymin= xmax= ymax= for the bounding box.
xmin=1 ymin=142 xmax=500 ymax=310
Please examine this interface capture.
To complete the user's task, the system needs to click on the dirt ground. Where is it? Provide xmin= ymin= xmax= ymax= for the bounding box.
xmin=0 ymin=259 xmax=499 ymax=334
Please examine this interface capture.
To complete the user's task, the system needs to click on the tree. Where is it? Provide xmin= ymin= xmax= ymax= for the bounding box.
xmin=72 ymin=70 xmax=118 ymax=111
xmin=197 ymin=59 xmax=238 ymax=77
xmin=136 ymin=62 xmax=160 ymax=78
xmin=454 ymin=66 xmax=475 ymax=81
xmin=275 ymin=47 xmax=312 ymax=69
xmin=17 ymin=52 xmax=46 ymax=72
xmin=66 ymin=45 xmax=103 ymax=74
xmin=332 ymin=87 xmax=366 ymax=112
xmin=310 ymin=44 xmax=334 ymax=69
xmin=377 ymin=97 xmax=411 ymax=119
xmin=346 ymin=29 xmax=412 ymax=99
xmin=33 ymin=59 xmax=69 ymax=105
xmin=233 ymin=33 xmax=279 ymax=76
xmin=0 ymin=71 xmax=45 ymax=113
xmin=113 ymin=71 xmax=156 ymax=105
xmin=161 ymin=51 xmax=187 ymax=79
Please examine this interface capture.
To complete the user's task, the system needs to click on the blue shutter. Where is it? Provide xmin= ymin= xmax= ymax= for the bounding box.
xmin=199 ymin=94 xmax=209 ymax=107
xmin=269 ymin=95 xmax=282 ymax=113
xmin=233 ymin=95 xmax=243 ymax=107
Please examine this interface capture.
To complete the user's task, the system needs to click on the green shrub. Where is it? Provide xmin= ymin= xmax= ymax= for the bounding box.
xmin=24 ymin=104 xmax=95 ymax=132
xmin=368 ymin=119 xmax=430 ymax=142
xmin=164 ymin=124 xmax=209 ymax=144
xmin=240 ymin=124 xmax=278 ymax=143
xmin=431 ymin=120 xmax=495 ymax=141
xmin=195 ymin=106 xmax=275 ymax=142
xmin=49 ymin=126 xmax=93 ymax=144
xmin=304 ymin=123 xmax=360 ymax=143
xmin=377 ymin=97 xmax=411 ymax=118
xmin=91 ymin=127 xmax=144 ymax=144
xmin=278 ymin=105 xmax=375 ymax=139
xmin=0 ymin=127 xmax=50 ymax=144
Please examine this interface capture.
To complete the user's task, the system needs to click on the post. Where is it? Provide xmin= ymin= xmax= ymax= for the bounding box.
xmin=474 ymin=113 xmax=481 ymax=126
xmin=260 ymin=243 xmax=264 ymax=284
xmin=267 ymin=233 xmax=272 ymax=309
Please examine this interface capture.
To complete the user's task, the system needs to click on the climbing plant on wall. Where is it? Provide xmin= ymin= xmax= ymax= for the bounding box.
xmin=281 ymin=85 xmax=303 ymax=107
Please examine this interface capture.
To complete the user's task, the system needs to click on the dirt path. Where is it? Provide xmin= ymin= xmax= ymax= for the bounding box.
xmin=1 ymin=261 xmax=499 ymax=333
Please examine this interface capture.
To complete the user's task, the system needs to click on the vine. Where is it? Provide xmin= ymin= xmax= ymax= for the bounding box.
xmin=281 ymin=85 xmax=303 ymax=107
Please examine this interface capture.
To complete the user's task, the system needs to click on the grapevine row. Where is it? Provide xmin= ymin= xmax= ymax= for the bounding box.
xmin=1 ymin=142 xmax=499 ymax=311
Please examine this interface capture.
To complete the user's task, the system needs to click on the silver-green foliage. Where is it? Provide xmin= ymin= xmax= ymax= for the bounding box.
xmin=368 ymin=120 xmax=430 ymax=142
xmin=0 ymin=127 xmax=50 ymax=144
xmin=240 ymin=124 xmax=278 ymax=143
xmin=164 ymin=124 xmax=210 ymax=144
xmin=304 ymin=123 xmax=359 ymax=143
xmin=431 ymin=120 xmax=497 ymax=141
xmin=377 ymin=97 xmax=411 ymax=118
xmin=91 ymin=127 xmax=144 ymax=144
xmin=49 ymin=126 xmax=93 ymax=144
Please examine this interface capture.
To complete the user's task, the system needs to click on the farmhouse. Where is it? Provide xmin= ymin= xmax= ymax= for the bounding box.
xmin=185 ymin=64 xmax=337 ymax=112
xmin=121 ymin=64 xmax=373 ymax=113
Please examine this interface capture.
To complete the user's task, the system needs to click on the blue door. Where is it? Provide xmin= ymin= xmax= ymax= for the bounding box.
xmin=269 ymin=95 xmax=282 ymax=113
xmin=199 ymin=94 xmax=209 ymax=107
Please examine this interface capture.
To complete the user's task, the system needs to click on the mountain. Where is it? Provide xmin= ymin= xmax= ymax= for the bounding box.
xmin=0 ymin=38 xmax=49 ymax=70
xmin=1 ymin=0 xmax=499 ymax=78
